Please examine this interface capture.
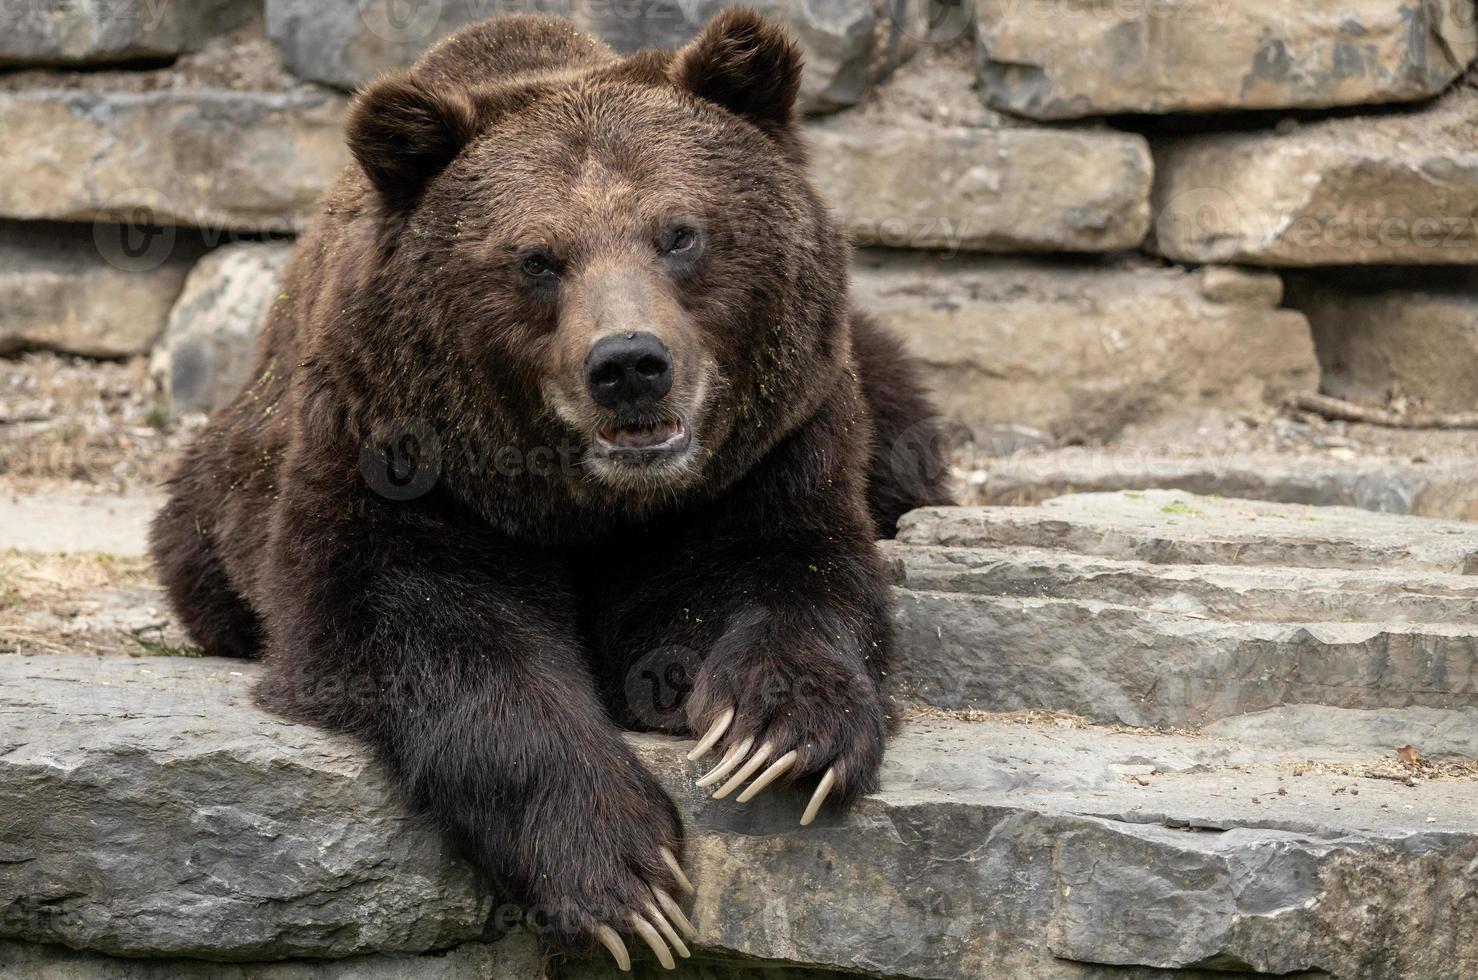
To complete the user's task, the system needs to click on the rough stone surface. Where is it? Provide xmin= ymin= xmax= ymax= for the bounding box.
xmin=973 ymin=0 xmax=1478 ymax=119
xmin=151 ymin=242 xmax=294 ymax=415
xmin=0 ymin=939 xmax=540 ymax=980
xmin=4 ymin=655 xmax=1478 ymax=978
xmin=898 ymin=490 xmax=1478 ymax=574
xmin=1285 ymin=268 xmax=1478 ymax=413
xmin=0 ymin=221 xmax=204 ymax=358
xmin=265 ymin=0 xmax=921 ymax=113
xmin=1151 ymin=84 xmax=1478 ymax=266
xmin=807 ymin=114 xmax=1151 ymax=254
xmin=0 ymin=0 xmax=260 ymax=67
xmin=894 ymin=587 xmax=1478 ymax=725
xmin=0 ymin=64 xmax=349 ymax=232
xmin=0 ymin=490 xmax=163 ymax=557
xmin=851 ymin=253 xmax=1317 ymax=441
xmin=960 ymin=447 xmax=1478 ymax=521
xmin=891 ymin=490 xmax=1478 ymax=726
xmin=884 ymin=542 xmax=1478 ymax=624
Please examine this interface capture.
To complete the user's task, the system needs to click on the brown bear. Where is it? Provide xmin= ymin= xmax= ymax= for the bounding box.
xmin=151 ymin=8 xmax=951 ymax=970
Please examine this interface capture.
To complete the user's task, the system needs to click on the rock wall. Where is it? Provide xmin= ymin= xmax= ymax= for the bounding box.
xmin=1 ymin=1 xmax=1473 ymax=442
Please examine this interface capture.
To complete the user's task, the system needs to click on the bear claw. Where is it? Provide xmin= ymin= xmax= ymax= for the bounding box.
xmin=660 ymin=846 xmax=695 ymax=895
xmin=800 ymin=767 xmax=838 ymax=826
xmin=646 ymin=901 xmax=692 ymax=959
xmin=596 ymin=925 xmax=631 ymax=971
xmin=736 ymin=749 xmax=798 ymax=802
xmin=695 ymin=736 xmax=753 ymax=787
xmin=712 ymin=740 xmax=775 ymax=799
xmin=632 ymin=913 xmax=678 ymax=969
xmin=653 ymin=888 xmax=696 ymax=938
xmin=687 ymin=708 xmax=735 ymax=761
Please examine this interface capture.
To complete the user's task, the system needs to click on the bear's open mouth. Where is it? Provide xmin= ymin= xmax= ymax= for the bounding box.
xmin=594 ymin=417 xmax=691 ymax=459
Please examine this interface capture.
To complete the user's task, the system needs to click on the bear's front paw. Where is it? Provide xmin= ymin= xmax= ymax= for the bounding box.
xmin=684 ymin=638 xmax=886 ymax=825
xmin=517 ymin=773 xmax=695 ymax=971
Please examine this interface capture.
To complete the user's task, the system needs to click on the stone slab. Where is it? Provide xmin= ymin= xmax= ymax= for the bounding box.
xmin=1285 ymin=268 xmax=1478 ymax=414
xmin=893 ymin=587 xmax=1478 ymax=726
xmin=0 ymin=0 xmax=259 ymax=67
xmin=806 ymin=115 xmax=1152 ymax=253
xmin=883 ymin=541 xmax=1478 ymax=623
xmin=897 ymin=490 xmax=1478 ymax=575
xmin=3 ymin=655 xmax=1478 ymax=978
xmin=0 ymin=221 xmax=205 ymax=358
xmin=1151 ymin=84 xmax=1478 ymax=266
xmin=0 ymin=72 xmax=349 ymax=233
xmin=960 ymin=447 xmax=1478 ymax=522
xmin=973 ymin=0 xmax=1478 ymax=119
xmin=265 ymin=0 xmax=920 ymax=113
xmin=852 ymin=254 xmax=1316 ymax=443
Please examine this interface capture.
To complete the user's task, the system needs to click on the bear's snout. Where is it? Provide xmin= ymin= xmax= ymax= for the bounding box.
xmin=585 ymin=332 xmax=674 ymax=412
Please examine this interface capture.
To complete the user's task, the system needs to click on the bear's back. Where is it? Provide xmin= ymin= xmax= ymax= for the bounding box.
xmin=416 ymin=14 xmax=619 ymax=88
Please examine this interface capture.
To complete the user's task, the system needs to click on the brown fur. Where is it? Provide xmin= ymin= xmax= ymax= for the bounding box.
xmin=152 ymin=8 xmax=950 ymax=959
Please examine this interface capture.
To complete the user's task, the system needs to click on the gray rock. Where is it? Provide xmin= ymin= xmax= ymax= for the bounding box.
xmin=265 ymin=0 xmax=919 ymax=113
xmin=960 ymin=446 xmax=1478 ymax=521
xmin=0 ymin=0 xmax=259 ymax=67
xmin=0 ymin=221 xmax=205 ymax=358
xmin=973 ymin=0 xmax=1478 ymax=119
xmin=0 ymin=62 xmax=350 ymax=232
xmin=851 ymin=253 xmax=1316 ymax=443
xmin=1206 ymin=704 xmax=1478 ymax=760
xmin=806 ymin=115 xmax=1152 ymax=253
xmin=883 ymin=542 xmax=1478 ymax=624
xmin=1151 ymin=85 xmax=1478 ymax=266
xmin=0 ymin=938 xmax=538 ymax=980
xmin=898 ymin=490 xmax=1478 ymax=575
xmin=891 ymin=490 xmax=1478 ymax=726
xmin=893 ymin=587 xmax=1478 ymax=726
xmin=151 ymin=242 xmax=295 ymax=416
xmin=4 ymin=655 xmax=1478 ymax=978
xmin=1285 ymin=268 xmax=1478 ymax=414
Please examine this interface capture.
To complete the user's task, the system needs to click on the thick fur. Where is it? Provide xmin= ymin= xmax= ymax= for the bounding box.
xmin=152 ymin=8 xmax=951 ymax=958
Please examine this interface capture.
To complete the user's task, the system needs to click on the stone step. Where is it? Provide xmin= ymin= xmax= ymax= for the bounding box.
xmin=961 ymin=447 xmax=1478 ymax=522
xmin=2 ymin=655 xmax=1476 ymax=978
xmin=898 ymin=490 xmax=1478 ymax=575
xmin=893 ymin=588 xmax=1478 ymax=727
xmin=884 ymin=542 xmax=1478 ymax=624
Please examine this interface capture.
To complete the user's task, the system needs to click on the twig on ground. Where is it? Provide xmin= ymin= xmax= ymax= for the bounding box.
xmin=1292 ymin=393 xmax=1478 ymax=431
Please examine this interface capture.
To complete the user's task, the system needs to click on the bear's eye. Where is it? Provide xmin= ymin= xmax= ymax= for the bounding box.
xmin=661 ymin=226 xmax=699 ymax=256
xmin=521 ymin=254 xmax=557 ymax=279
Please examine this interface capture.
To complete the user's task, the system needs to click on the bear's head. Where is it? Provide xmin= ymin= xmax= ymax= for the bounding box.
xmin=335 ymin=10 xmax=855 ymax=534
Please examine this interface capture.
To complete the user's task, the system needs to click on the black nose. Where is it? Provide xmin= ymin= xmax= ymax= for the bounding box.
xmin=585 ymin=332 xmax=673 ymax=410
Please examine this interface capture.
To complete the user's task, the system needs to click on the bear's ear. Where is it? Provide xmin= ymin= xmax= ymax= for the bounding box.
xmin=346 ymin=70 xmax=483 ymax=209
xmin=671 ymin=8 xmax=802 ymax=136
